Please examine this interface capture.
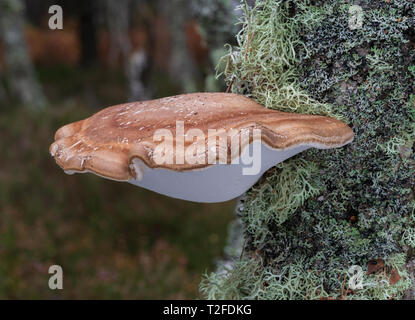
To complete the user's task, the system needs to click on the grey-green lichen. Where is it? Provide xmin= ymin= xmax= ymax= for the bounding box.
xmin=201 ymin=0 xmax=415 ymax=300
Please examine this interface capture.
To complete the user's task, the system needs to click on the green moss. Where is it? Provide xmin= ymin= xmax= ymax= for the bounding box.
xmin=201 ymin=0 xmax=415 ymax=300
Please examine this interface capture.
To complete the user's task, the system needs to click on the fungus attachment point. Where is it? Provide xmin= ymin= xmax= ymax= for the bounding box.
xmin=49 ymin=93 xmax=354 ymax=202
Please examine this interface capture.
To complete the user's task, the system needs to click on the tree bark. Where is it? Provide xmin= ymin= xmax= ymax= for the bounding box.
xmin=106 ymin=0 xmax=131 ymax=66
xmin=201 ymin=0 xmax=415 ymax=300
xmin=0 ymin=0 xmax=47 ymax=109
xmin=159 ymin=0 xmax=199 ymax=93
xmin=105 ymin=0 xmax=151 ymax=101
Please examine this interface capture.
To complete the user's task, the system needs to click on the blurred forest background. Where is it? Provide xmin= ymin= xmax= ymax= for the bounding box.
xmin=0 ymin=0 xmax=243 ymax=298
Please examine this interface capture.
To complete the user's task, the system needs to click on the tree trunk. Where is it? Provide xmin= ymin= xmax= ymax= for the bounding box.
xmin=106 ymin=0 xmax=131 ymax=66
xmin=126 ymin=49 xmax=151 ymax=101
xmin=105 ymin=0 xmax=151 ymax=101
xmin=78 ymin=0 xmax=98 ymax=68
xmin=0 ymin=0 xmax=47 ymax=109
xmin=201 ymin=0 xmax=415 ymax=300
xmin=159 ymin=0 xmax=199 ymax=93
xmin=190 ymin=0 xmax=239 ymax=92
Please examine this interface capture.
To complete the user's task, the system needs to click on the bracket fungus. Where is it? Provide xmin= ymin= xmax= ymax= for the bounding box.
xmin=50 ymin=93 xmax=353 ymax=202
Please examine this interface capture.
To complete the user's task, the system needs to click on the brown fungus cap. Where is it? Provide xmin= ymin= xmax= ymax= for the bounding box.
xmin=49 ymin=93 xmax=354 ymax=181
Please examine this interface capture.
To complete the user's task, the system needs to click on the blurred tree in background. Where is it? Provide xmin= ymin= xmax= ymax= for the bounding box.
xmin=0 ymin=0 xmax=47 ymax=109
xmin=78 ymin=0 xmax=98 ymax=68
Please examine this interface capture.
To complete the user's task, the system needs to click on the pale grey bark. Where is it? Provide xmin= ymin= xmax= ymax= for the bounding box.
xmin=215 ymin=197 xmax=245 ymax=275
xmin=0 ymin=0 xmax=47 ymax=109
xmin=127 ymin=49 xmax=151 ymax=101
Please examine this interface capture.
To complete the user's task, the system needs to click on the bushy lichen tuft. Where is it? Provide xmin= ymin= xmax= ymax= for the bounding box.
xmin=243 ymin=158 xmax=322 ymax=246
xmin=201 ymin=0 xmax=415 ymax=300
xmin=218 ymin=0 xmax=334 ymax=116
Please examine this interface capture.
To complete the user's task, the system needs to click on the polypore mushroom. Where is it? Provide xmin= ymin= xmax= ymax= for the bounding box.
xmin=49 ymin=93 xmax=353 ymax=202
